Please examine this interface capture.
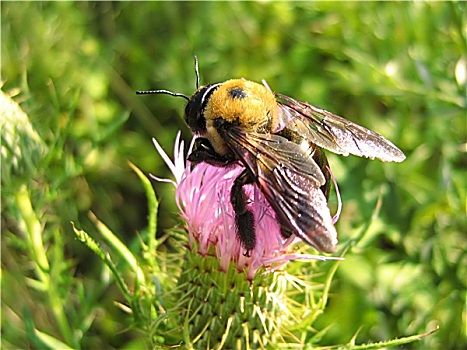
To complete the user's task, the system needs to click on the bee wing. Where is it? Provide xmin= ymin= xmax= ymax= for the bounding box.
xmin=218 ymin=125 xmax=338 ymax=253
xmin=276 ymin=93 xmax=406 ymax=162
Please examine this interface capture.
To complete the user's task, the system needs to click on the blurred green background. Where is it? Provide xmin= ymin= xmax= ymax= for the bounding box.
xmin=2 ymin=1 xmax=465 ymax=349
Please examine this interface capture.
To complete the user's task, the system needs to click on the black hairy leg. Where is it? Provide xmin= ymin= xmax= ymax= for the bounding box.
xmin=188 ymin=137 xmax=236 ymax=167
xmin=231 ymin=169 xmax=256 ymax=256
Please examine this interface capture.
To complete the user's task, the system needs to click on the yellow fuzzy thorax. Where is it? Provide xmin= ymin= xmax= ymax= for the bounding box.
xmin=205 ymin=79 xmax=277 ymax=129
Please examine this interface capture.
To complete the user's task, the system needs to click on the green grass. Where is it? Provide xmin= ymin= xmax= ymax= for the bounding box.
xmin=2 ymin=2 xmax=465 ymax=349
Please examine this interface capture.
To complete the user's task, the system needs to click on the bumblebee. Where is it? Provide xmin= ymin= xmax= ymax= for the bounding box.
xmin=137 ymin=59 xmax=405 ymax=256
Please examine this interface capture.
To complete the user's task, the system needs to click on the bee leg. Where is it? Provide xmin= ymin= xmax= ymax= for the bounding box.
xmin=280 ymin=227 xmax=293 ymax=239
xmin=312 ymin=147 xmax=331 ymax=199
xmin=188 ymin=137 xmax=236 ymax=167
xmin=231 ymin=169 xmax=256 ymax=257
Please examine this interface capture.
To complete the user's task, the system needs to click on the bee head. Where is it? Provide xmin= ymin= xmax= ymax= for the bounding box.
xmin=184 ymin=83 xmax=221 ymax=134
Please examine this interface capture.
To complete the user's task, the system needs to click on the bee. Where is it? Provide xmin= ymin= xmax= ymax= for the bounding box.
xmin=137 ymin=58 xmax=405 ymax=256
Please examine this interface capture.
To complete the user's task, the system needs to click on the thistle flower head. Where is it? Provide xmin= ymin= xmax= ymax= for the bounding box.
xmin=152 ymin=132 xmax=338 ymax=279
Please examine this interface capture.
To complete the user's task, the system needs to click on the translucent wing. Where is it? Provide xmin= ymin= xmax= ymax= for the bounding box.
xmin=217 ymin=124 xmax=338 ymax=253
xmin=275 ymin=93 xmax=406 ymax=162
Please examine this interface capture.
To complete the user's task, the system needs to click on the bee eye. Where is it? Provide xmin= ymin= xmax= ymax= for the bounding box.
xmin=184 ymin=83 xmax=221 ymax=134
xmin=229 ymin=88 xmax=246 ymax=99
xmin=185 ymin=93 xmax=206 ymax=133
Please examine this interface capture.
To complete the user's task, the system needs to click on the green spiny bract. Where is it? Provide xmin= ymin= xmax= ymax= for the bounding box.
xmin=155 ymin=248 xmax=288 ymax=349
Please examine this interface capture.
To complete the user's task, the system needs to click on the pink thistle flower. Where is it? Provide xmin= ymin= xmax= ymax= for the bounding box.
xmin=152 ymin=132 xmax=341 ymax=280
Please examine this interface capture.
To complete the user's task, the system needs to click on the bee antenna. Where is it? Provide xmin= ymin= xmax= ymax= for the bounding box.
xmin=136 ymin=89 xmax=190 ymax=101
xmin=194 ymin=55 xmax=200 ymax=89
